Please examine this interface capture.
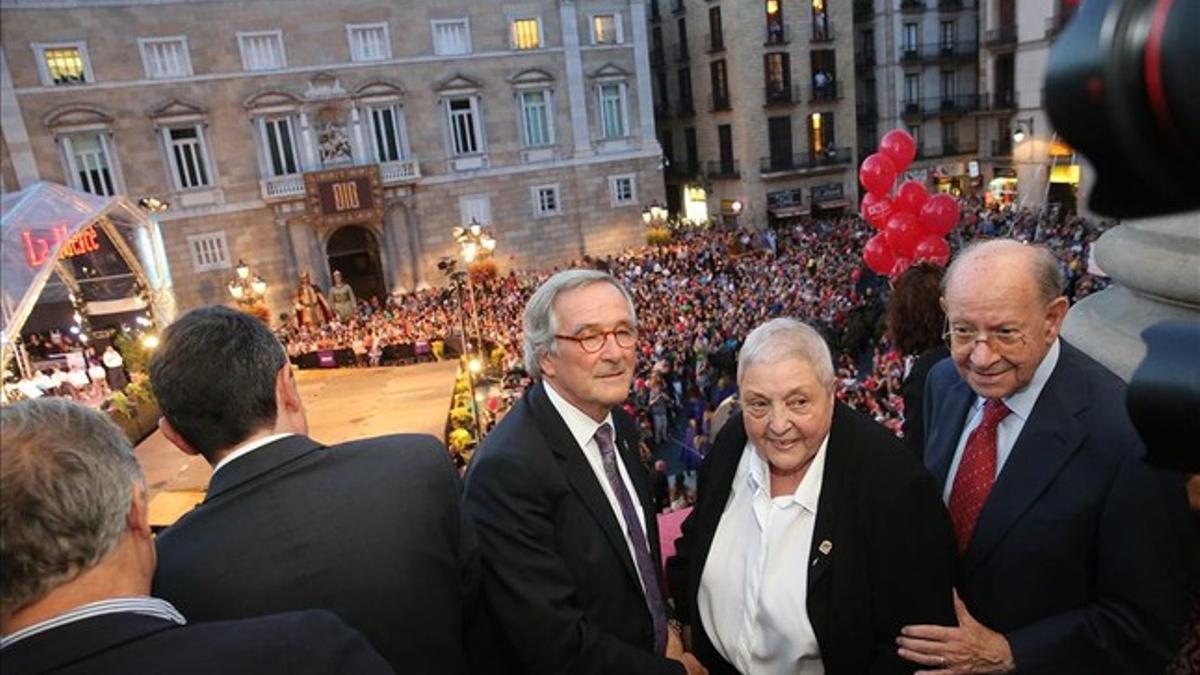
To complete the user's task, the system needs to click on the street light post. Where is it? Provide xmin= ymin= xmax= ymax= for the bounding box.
xmin=451 ymin=220 xmax=497 ymax=362
xmin=438 ymin=257 xmax=484 ymax=442
xmin=227 ymin=259 xmax=269 ymax=315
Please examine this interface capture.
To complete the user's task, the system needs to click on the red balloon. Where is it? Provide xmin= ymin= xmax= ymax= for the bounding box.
xmin=860 ymin=192 xmax=895 ymax=229
xmin=890 ymin=256 xmax=913 ymax=278
xmin=863 ymin=233 xmax=896 ymax=276
xmin=894 ymin=180 xmax=929 ymax=215
xmin=884 ymin=211 xmax=921 ymax=257
xmin=920 ymin=193 xmax=962 ymax=236
xmin=879 ymin=129 xmax=917 ymax=172
xmin=858 ymin=153 xmax=897 ymax=196
xmin=912 ymin=235 xmax=951 ymax=266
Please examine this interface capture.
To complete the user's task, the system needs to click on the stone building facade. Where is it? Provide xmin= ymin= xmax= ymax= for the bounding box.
xmin=650 ymin=0 xmax=858 ymax=229
xmin=0 ymin=0 xmax=664 ymax=316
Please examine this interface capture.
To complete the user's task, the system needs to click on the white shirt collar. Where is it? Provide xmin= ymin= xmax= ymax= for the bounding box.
xmin=977 ymin=337 xmax=1061 ymax=421
xmin=1 ymin=597 xmax=185 ymax=648
xmin=543 ymin=380 xmax=614 ymax=450
xmin=211 ymin=432 xmax=296 ymax=476
xmin=744 ymin=431 xmax=830 ymax=513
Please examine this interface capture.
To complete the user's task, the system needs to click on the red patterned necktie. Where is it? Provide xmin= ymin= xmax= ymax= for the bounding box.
xmin=948 ymin=399 xmax=1010 ymax=554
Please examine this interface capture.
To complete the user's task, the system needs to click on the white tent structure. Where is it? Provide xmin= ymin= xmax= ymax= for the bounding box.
xmin=1 ymin=181 xmax=174 ymax=378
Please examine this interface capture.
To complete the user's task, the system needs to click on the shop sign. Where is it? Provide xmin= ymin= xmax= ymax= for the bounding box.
xmin=810 ymin=183 xmax=844 ymax=201
xmin=993 ymin=166 xmax=1018 ymax=178
xmin=304 ymin=165 xmax=384 ymax=228
xmin=22 ymin=223 xmax=102 ymax=268
xmin=968 ymin=160 xmax=980 ymax=178
xmin=767 ymin=188 xmax=804 ymax=208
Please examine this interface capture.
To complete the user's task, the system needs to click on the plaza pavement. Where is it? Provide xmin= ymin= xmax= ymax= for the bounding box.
xmin=136 ymin=361 xmax=460 ymax=528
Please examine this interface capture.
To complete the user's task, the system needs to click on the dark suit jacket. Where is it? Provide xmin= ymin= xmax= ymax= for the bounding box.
xmin=1 ymin=608 xmax=392 ymax=675
xmin=462 ymin=382 xmax=684 ymax=675
xmin=924 ymin=341 xmax=1194 ymax=674
xmin=667 ymin=403 xmax=958 ymax=674
xmin=153 ymin=434 xmax=476 ymax=675
xmin=902 ymin=344 xmax=950 ymax=459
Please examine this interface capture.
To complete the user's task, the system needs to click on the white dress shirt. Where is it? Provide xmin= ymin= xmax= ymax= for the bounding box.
xmin=543 ymin=381 xmax=650 ymax=591
xmin=0 ymin=597 xmax=185 ymax=648
xmin=698 ymin=437 xmax=829 ymax=675
xmin=211 ymin=432 xmax=296 ymax=477
xmin=943 ymin=338 xmax=1061 ymax=502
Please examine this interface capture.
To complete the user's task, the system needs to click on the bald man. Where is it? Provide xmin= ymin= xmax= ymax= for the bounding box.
xmin=897 ymin=240 xmax=1193 ymax=674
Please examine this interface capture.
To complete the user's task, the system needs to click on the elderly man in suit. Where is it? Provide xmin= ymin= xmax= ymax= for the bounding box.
xmin=667 ymin=317 xmax=957 ymax=674
xmin=898 ymin=239 xmax=1193 ymax=674
xmin=463 ymin=269 xmax=705 ymax=674
xmin=0 ymin=398 xmax=391 ymax=675
xmin=149 ymin=306 xmax=476 ymax=674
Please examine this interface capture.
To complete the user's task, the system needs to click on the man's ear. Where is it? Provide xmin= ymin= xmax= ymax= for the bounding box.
xmin=1045 ymin=295 xmax=1070 ymax=339
xmin=158 ymin=417 xmax=200 ymax=457
xmin=275 ymin=364 xmax=302 ymax=414
xmin=127 ymin=481 xmax=152 ymax=539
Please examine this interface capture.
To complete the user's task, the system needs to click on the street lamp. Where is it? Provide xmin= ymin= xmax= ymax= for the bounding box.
xmin=451 ymin=219 xmax=497 ymax=360
xmin=1011 ymin=117 xmax=1034 ymax=144
xmin=438 ymin=256 xmax=485 ymax=442
xmin=641 ymin=202 xmax=668 ymax=226
xmin=227 ymin=259 xmax=268 ymax=309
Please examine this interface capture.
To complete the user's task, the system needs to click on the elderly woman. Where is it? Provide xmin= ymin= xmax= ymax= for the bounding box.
xmin=667 ymin=317 xmax=956 ymax=675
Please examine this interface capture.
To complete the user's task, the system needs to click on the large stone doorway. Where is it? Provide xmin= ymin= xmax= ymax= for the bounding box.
xmin=326 ymin=225 xmax=386 ymax=303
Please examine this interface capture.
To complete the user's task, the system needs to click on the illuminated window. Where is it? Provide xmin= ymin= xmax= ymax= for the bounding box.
xmin=592 ymin=14 xmax=622 ymax=44
xmin=511 ymin=17 xmax=542 ymax=50
xmin=34 ymin=43 xmax=90 ymax=85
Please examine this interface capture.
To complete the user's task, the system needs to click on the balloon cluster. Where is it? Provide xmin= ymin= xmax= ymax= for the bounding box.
xmin=857 ymin=129 xmax=960 ymax=277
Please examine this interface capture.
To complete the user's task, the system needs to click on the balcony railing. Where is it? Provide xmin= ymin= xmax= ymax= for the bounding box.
xmin=651 ymin=49 xmax=666 ymax=67
xmin=991 ymin=138 xmax=1013 ymax=157
xmin=928 ymin=141 xmax=979 ymax=157
xmin=765 ymin=23 xmax=788 ymax=45
xmin=919 ymin=93 xmax=981 ymax=115
xmin=984 ymin=25 xmax=1017 ymax=48
xmin=854 ymin=0 xmax=874 ymax=22
xmin=976 ymin=89 xmax=1017 ymax=112
xmin=855 ymin=49 xmax=876 ymax=70
xmin=903 ymin=100 xmax=923 ymax=117
xmin=711 ymin=93 xmax=732 ymax=111
xmin=759 ymin=147 xmax=852 ymax=174
xmin=764 ymin=84 xmax=801 ymax=105
xmin=676 ymin=43 xmax=690 ymax=61
xmin=857 ymin=100 xmax=879 ymax=119
xmin=937 ymin=0 xmax=970 ymax=11
xmin=706 ymin=160 xmax=741 ymax=179
xmin=901 ymin=45 xmax=922 ymax=65
xmin=259 ymin=159 xmax=420 ymax=202
xmin=811 ymin=23 xmax=834 ymax=43
xmin=707 ymin=33 xmax=725 ymax=52
xmin=810 ymin=80 xmax=841 ymax=103
xmin=930 ymin=40 xmax=978 ymax=62
xmin=677 ymin=98 xmax=696 ymax=116
xmin=901 ymin=0 xmax=926 ymax=12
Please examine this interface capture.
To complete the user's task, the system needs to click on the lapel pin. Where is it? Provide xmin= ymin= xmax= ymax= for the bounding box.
xmin=818 ymin=540 xmax=833 ymax=556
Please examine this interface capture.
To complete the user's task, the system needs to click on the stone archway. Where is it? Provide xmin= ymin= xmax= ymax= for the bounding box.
xmin=325 ymin=225 xmax=386 ymax=303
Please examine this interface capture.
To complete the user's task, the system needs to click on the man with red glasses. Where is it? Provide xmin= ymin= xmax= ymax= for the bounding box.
xmin=464 ymin=269 xmax=704 ymax=675
xmin=898 ymin=239 xmax=1192 ymax=674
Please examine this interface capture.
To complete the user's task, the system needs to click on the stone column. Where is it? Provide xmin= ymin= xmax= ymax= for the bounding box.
xmin=382 ymin=202 xmax=409 ymax=294
xmin=307 ymin=224 xmax=330 ymax=290
xmin=559 ymin=0 xmax=592 ymax=158
xmin=404 ymin=202 xmax=428 ymax=289
xmin=1062 ymin=213 xmax=1200 ymax=382
xmin=299 ymin=110 xmax=319 ymax=171
xmin=629 ymin=0 xmax=658 ymax=149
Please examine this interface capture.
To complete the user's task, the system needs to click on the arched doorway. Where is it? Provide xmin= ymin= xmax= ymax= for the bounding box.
xmin=326 ymin=225 xmax=386 ymax=303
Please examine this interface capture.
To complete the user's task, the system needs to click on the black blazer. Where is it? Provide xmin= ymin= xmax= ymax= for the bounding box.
xmin=924 ymin=340 xmax=1194 ymax=674
xmin=901 ymin=344 xmax=950 ymax=459
xmin=463 ymin=382 xmax=684 ymax=675
xmin=667 ymin=402 xmax=957 ymax=674
xmin=152 ymin=434 xmax=476 ymax=675
xmin=0 ymin=608 xmax=392 ymax=675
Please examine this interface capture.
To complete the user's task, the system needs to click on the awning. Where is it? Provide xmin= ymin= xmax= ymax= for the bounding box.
xmin=815 ymin=198 xmax=850 ymax=210
xmin=770 ymin=205 xmax=810 ymax=218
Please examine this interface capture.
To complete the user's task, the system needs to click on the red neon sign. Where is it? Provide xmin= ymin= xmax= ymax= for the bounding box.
xmin=22 ymin=224 xmax=102 ymax=267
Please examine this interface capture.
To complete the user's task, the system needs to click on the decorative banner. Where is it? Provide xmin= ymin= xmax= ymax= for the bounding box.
xmin=304 ymin=165 xmax=384 ymax=228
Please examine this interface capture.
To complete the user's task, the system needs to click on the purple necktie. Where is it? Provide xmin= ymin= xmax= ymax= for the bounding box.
xmin=595 ymin=422 xmax=668 ymax=655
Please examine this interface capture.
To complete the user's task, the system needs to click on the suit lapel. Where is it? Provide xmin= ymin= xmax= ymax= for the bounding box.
xmin=925 ymin=377 xmax=975 ymax=487
xmin=2 ymin=613 xmax=178 ymax=673
xmin=962 ymin=353 xmax=1087 ymax=573
xmin=204 ymin=435 xmax=324 ymax=502
xmin=527 ymin=383 xmax=641 ymax=586
xmin=806 ymin=404 xmax=855 ymax=646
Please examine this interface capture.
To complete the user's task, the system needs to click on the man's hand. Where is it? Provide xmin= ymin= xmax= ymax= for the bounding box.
xmin=679 ymin=653 xmax=708 ymax=675
xmin=896 ymin=591 xmax=1016 ymax=674
xmin=667 ymin=625 xmax=684 ymax=660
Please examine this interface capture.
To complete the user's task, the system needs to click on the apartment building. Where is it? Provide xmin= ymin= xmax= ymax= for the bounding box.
xmin=651 ymin=0 xmax=857 ymax=229
xmin=853 ymin=0 xmax=981 ymax=197
xmin=0 ymin=0 xmax=665 ymax=315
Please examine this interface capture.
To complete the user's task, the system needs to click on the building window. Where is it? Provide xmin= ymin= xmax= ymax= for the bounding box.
xmin=904 ymin=73 xmax=920 ymax=106
xmin=766 ymin=0 xmax=785 ymax=44
xmin=33 ymin=42 xmax=91 ymax=86
xmin=511 ymin=17 xmax=543 ymax=50
xmin=138 ymin=37 xmax=192 ymax=79
xmin=942 ymin=121 xmax=958 ymax=150
xmin=532 ymin=183 xmax=562 ymax=216
xmin=162 ymin=125 xmax=212 ymax=190
xmin=259 ymin=117 xmax=298 ymax=176
xmin=238 ymin=30 xmax=286 ymax=71
xmin=812 ymin=0 xmax=830 ymax=40
xmin=591 ymin=13 xmax=623 ymax=44
xmin=598 ymin=83 xmax=628 ymax=139
xmin=347 ymin=23 xmax=391 ymax=62
xmin=909 ymin=124 xmax=922 ymax=155
xmin=459 ymin=194 xmax=492 ymax=226
xmin=518 ymin=90 xmax=554 ymax=147
xmin=678 ymin=68 xmax=693 ymax=113
xmin=902 ymin=23 xmax=919 ymax=52
xmin=808 ymin=112 xmax=834 ymax=153
xmin=941 ymin=70 xmax=957 ymax=102
xmin=764 ymin=52 xmax=791 ymax=99
xmin=368 ymin=104 xmax=409 ymax=162
xmin=940 ymin=20 xmax=956 ymax=49
xmin=609 ymin=174 xmax=636 ymax=206
xmin=433 ymin=19 xmax=471 ymax=55
xmin=677 ymin=17 xmax=689 ymax=58
xmin=62 ymin=133 xmax=116 ymax=196
xmin=447 ymin=97 xmax=483 ymax=156
xmin=187 ymin=231 xmax=231 ymax=272
xmin=710 ymin=60 xmax=729 ymax=109
xmin=708 ymin=6 xmax=724 ymax=50
xmin=811 ymin=49 xmax=836 ymax=100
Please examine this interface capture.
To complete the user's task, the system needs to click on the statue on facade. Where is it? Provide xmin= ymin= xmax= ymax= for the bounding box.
xmin=318 ymin=122 xmax=353 ymax=165
xmin=294 ymin=270 xmax=333 ymax=329
xmin=327 ymin=270 xmax=358 ymax=322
